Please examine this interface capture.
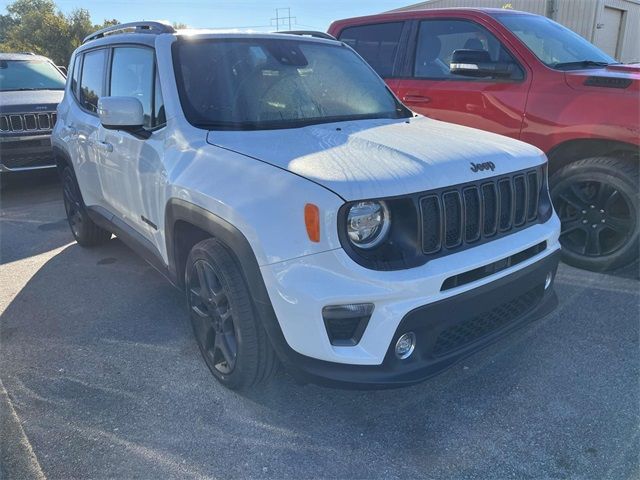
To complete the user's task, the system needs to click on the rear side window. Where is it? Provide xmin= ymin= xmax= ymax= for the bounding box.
xmin=414 ymin=19 xmax=523 ymax=80
xmin=79 ymin=49 xmax=106 ymax=113
xmin=109 ymin=47 xmax=155 ymax=127
xmin=338 ymin=22 xmax=404 ymax=78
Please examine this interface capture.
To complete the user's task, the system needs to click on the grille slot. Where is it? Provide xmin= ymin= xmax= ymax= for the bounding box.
xmin=420 ymin=168 xmax=542 ymax=257
xmin=0 ymin=112 xmax=56 ymax=133
xmin=420 ymin=195 xmax=442 ymax=254
xmin=443 ymin=191 xmax=462 ymax=248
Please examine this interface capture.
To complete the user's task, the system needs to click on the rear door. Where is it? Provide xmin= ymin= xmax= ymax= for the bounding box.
xmin=393 ymin=17 xmax=531 ymax=140
xmin=337 ymin=21 xmax=410 ymax=92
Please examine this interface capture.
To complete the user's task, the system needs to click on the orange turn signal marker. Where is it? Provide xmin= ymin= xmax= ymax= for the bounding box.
xmin=304 ymin=203 xmax=320 ymax=243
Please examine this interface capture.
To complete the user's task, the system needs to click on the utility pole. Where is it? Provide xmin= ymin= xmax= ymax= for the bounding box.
xmin=271 ymin=8 xmax=296 ymax=31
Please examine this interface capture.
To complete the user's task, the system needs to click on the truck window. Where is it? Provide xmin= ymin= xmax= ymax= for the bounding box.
xmin=338 ymin=22 xmax=404 ymax=78
xmin=414 ymin=19 xmax=523 ymax=80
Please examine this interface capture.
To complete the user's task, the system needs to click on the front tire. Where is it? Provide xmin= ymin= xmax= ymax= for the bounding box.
xmin=185 ymin=238 xmax=277 ymax=390
xmin=61 ymin=166 xmax=111 ymax=246
xmin=550 ymin=156 xmax=639 ymax=271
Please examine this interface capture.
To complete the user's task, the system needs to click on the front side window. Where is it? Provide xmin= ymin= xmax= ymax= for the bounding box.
xmin=414 ymin=19 xmax=523 ymax=80
xmin=173 ymin=38 xmax=410 ymax=130
xmin=109 ymin=47 xmax=155 ymax=127
xmin=79 ymin=49 xmax=106 ymax=113
xmin=494 ymin=13 xmax=615 ymax=69
xmin=338 ymin=22 xmax=404 ymax=78
xmin=0 ymin=59 xmax=65 ymax=92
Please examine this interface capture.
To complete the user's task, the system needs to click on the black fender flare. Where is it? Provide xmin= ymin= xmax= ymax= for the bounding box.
xmin=164 ymin=198 xmax=295 ymax=364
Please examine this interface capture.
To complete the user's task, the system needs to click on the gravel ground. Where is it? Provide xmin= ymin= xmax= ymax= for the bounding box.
xmin=1 ymin=172 xmax=639 ymax=480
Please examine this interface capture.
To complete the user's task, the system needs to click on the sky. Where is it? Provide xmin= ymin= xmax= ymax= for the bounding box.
xmin=0 ymin=0 xmax=419 ymax=32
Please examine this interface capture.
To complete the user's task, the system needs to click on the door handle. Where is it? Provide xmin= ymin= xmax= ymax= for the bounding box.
xmin=94 ymin=140 xmax=113 ymax=153
xmin=402 ymin=95 xmax=431 ymax=104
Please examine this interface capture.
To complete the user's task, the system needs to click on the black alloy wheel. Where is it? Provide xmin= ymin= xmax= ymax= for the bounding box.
xmin=550 ymin=156 xmax=638 ymax=271
xmin=188 ymin=259 xmax=239 ymax=375
xmin=62 ymin=167 xmax=84 ymax=239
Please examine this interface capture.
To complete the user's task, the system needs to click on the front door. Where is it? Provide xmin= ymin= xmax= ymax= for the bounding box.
xmin=394 ymin=18 xmax=531 ymax=140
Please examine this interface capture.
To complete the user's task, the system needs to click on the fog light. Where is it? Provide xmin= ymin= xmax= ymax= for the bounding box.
xmin=544 ymin=271 xmax=553 ymax=290
xmin=395 ymin=332 xmax=416 ymax=359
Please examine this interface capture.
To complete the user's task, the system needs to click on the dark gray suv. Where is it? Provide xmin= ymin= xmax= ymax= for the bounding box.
xmin=0 ymin=53 xmax=65 ymax=173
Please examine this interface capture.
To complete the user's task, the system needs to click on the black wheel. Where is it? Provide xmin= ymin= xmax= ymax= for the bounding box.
xmin=61 ymin=166 xmax=111 ymax=246
xmin=185 ymin=238 xmax=277 ymax=390
xmin=550 ymin=156 xmax=639 ymax=271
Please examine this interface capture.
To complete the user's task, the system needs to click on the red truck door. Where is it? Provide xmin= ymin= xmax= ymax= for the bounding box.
xmin=393 ymin=17 xmax=531 ymax=140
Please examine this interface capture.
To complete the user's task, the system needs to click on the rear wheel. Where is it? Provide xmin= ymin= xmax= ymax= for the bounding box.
xmin=550 ymin=156 xmax=638 ymax=271
xmin=185 ymin=238 xmax=277 ymax=390
xmin=61 ymin=166 xmax=111 ymax=246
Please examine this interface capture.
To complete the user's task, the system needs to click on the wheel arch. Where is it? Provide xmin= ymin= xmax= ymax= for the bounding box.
xmin=547 ymin=139 xmax=639 ymax=174
xmin=52 ymin=145 xmax=73 ymax=175
xmin=165 ymin=198 xmax=295 ymax=364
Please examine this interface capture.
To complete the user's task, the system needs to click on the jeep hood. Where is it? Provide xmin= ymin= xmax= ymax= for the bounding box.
xmin=0 ymin=89 xmax=63 ymax=114
xmin=206 ymin=117 xmax=545 ymax=201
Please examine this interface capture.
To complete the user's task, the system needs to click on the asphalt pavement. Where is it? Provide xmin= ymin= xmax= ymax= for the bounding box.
xmin=1 ymin=172 xmax=638 ymax=480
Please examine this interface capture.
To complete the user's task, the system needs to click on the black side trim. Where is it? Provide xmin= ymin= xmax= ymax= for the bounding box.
xmin=86 ymin=205 xmax=174 ymax=286
xmin=141 ymin=215 xmax=157 ymax=230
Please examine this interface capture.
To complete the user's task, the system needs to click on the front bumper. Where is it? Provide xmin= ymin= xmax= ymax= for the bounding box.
xmin=0 ymin=133 xmax=56 ymax=172
xmin=258 ymin=216 xmax=561 ymax=387
xmin=270 ymin=248 xmax=559 ymax=388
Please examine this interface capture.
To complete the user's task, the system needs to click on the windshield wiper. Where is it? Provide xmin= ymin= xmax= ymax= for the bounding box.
xmin=551 ymin=60 xmax=618 ymax=69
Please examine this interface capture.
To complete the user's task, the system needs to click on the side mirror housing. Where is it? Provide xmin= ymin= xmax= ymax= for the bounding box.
xmin=450 ymin=49 xmax=514 ymax=79
xmin=98 ymin=96 xmax=150 ymax=139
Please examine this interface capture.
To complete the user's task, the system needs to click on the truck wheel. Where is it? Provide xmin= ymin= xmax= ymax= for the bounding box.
xmin=185 ymin=238 xmax=278 ymax=390
xmin=550 ymin=156 xmax=638 ymax=272
xmin=61 ymin=166 xmax=111 ymax=247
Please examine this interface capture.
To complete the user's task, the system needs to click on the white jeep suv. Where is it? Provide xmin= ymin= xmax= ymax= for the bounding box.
xmin=52 ymin=22 xmax=561 ymax=390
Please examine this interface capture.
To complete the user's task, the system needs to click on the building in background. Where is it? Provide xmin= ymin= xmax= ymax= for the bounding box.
xmin=391 ymin=0 xmax=639 ymax=62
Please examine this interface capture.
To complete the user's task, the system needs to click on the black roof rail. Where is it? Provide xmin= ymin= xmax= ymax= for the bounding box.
xmin=83 ymin=21 xmax=176 ymax=44
xmin=278 ymin=30 xmax=336 ymax=41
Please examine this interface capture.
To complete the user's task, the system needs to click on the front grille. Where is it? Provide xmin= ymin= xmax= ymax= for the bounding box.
xmin=433 ymin=287 xmax=543 ymax=356
xmin=420 ymin=168 xmax=541 ymax=257
xmin=0 ymin=112 xmax=57 ymax=132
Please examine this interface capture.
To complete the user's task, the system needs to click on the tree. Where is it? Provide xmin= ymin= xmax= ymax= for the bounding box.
xmin=0 ymin=0 xmax=119 ymax=66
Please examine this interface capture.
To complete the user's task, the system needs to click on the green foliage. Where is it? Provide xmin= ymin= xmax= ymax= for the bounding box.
xmin=0 ymin=0 xmax=119 ymax=66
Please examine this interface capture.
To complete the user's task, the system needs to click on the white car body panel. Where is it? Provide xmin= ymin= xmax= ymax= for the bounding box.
xmin=207 ymin=116 xmax=546 ymax=201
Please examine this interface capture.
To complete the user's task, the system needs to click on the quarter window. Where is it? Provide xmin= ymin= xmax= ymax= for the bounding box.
xmin=79 ymin=49 xmax=106 ymax=113
xmin=413 ymin=20 xmax=523 ymax=80
xmin=70 ymin=55 xmax=81 ymax=97
xmin=339 ymin=22 xmax=404 ymax=78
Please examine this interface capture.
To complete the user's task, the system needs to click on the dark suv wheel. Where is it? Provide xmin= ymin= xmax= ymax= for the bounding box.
xmin=62 ymin=166 xmax=112 ymax=246
xmin=550 ymin=156 xmax=638 ymax=272
xmin=185 ymin=238 xmax=278 ymax=390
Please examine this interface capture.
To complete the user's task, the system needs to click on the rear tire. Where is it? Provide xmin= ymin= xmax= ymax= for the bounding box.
xmin=61 ymin=166 xmax=111 ymax=247
xmin=185 ymin=238 xmax=278 ymax=391
xmin=550 ymin=156 xmax=638 ymax=271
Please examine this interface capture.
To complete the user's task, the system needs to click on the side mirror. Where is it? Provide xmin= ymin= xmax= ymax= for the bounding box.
xmin=450 ymin=49 xmax=513 ymax=79
xmin=98 ymin=97 xmax=150 ymax=139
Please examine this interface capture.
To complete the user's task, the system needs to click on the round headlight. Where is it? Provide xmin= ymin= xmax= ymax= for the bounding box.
xmin=347 ymin=201 xmax=391 ymax=249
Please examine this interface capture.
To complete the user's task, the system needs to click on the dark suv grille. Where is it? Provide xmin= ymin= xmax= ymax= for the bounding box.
xmin=0 ymin=112 xmax=57 ymax=133
xmin=420 ymin=169 xmax=541 ymax=256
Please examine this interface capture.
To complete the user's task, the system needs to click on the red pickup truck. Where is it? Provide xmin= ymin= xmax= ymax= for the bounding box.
xmin=329 ymin=8 xmax=639 ymax=271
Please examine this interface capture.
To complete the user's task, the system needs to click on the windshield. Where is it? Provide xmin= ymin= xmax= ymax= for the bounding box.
xmin=0 ymin=59 xmax=66 ymax=92
xmin=494 ymin=14 xmax=616 ymax=69
xmin=173 ymin=38 xmax=411 ymax=130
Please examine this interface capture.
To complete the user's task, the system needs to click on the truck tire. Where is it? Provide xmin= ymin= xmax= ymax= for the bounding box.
xmin=550 ymin=156 xmax=638 ymax=272
xmin=61 ymin=166 xmax=111 ymax=247
xmin=185 ymin=238 xmax=278 ymax=390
